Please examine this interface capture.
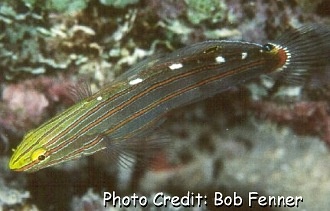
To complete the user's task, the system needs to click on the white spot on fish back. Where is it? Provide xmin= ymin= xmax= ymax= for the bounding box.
xmin=129 ymin=78 xmax=143 ymax=85
xmin=97 ymin=96 xmax=102 ymax=101
xmin=215 ymin=56 xmax=226 ymax=63
xmin=169 ymin=63 xmax=183 ymax=70
xmin=241 ymin=52 xmax=248 ymax=59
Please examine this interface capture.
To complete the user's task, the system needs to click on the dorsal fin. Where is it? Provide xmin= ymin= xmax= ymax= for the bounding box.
xmin=68 ymin=80 xmax=93 ymax=103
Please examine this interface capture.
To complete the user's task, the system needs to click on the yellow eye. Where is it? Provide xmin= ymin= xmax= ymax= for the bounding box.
xmin=31 ymin=148 xmax=47 ymax=162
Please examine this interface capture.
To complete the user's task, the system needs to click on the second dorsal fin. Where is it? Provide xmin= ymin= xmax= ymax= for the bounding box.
xmin=68 ymin=80 xmax=93 ymax=102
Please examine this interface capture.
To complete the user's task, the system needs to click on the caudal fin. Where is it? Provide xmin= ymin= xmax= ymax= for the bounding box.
xmin=269 ymin=24 xmax=330 ymax=85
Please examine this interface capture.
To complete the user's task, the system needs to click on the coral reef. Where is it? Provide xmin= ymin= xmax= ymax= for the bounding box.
xmin=0 ymin=157 xmax=33 ymax=210
xmin=1 ymin=0 xmax=330 ymax=210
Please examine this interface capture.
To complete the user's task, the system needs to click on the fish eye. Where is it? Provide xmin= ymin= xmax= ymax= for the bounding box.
xmin=38 ymin=155 xmax=46 ymax=161
xmin=263 ymin=43 xmax=275 ymax=51
xmin=31 ymin=148 xmax=47 ymax=162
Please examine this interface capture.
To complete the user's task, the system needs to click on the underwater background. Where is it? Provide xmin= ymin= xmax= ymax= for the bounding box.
xmin=0 ymin=0 xmax=330 ymax=210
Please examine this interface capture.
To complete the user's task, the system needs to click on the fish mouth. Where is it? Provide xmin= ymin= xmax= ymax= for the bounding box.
xmin=8 ymin=159 xmax=19 ymax=171
xmin=8 ymin=157 xmax=33 ymax=172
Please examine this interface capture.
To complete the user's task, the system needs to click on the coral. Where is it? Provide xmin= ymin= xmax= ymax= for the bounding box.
xmin=45 ymin=0 xmax=88 ymax=13
xmin=148 ymin=0 xmax=186 ymax=20
xmin=3 ymin=84 xmax=49 ymax=124
xmin=23 ymin=0 xmax=88 ymax=13
xmin=99 ymin=0 xmax=139 ymax=8
xmin=184 ymin=0 xmax=227 ymax=25
xmin=0 ymin=158 xmax=33 ymax=210
xmin=0 ymin=76 xmax=75 ymax=135
xmin=1 ymin=0 xmax=330 ymax=210
xmin=250 ymin=101 xmax=330 ymax=145
xmin=216 ymin=121 xmax=330 ymax=210
xmin=0 ymin=182 xmax=30 ymax=207
xmin=71 ymin=189 xmax=105 ymax=211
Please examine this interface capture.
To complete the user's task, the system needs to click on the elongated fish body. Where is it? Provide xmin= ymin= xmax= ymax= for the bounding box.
xmin=9 ymin=24 xmax=330 ymax=172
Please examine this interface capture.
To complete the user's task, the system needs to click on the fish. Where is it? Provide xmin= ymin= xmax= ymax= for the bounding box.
xmin=9 ymin=24 xmax=330 ymax=172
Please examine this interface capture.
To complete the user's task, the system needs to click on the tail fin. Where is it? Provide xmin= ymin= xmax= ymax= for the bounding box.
xmin=270 ymin=24 xmax=330 ymax=84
